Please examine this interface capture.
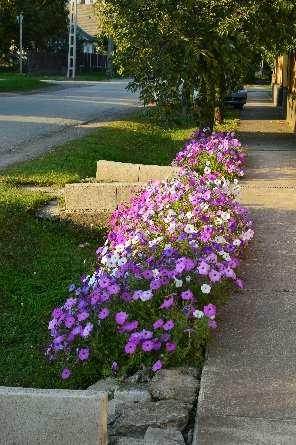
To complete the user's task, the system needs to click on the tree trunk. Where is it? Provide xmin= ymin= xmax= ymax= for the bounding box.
xmin=197 ymin=79 xmax=215 ymax=131
xmin=181 ymin=80 xmax=193 ymax=115
xmin=214 ymin=78 xmax=227 ymax=125
xmin=214 ymin=105 xmax=223 ymax=124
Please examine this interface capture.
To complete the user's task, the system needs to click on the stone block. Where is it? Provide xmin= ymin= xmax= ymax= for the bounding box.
xmin=139 ymin=165 xmax=180 ymax=183
xmin=144 ymin=427 xmax=185 ymax=445
xmin=111 ymin=438 xmax=144 ymax=445
xmin=0 ymin=386 xmax=108 ymax=445
xmin=88 ymin=377 xmax=120 ymax=397
xmin=114 ymin=386 xmax=151 ymax=404
xmin=64 ymin=183 xmax=117 ymax=211
xmin=149 ymin=368 xmax=199 ymax=404
xmin=96 ymin=160 xmax=140 ymax=183
xmin=110 ymin=400 xmax=190 ymax=436
xmin=116 ymin=183 xmax=144 ymax=205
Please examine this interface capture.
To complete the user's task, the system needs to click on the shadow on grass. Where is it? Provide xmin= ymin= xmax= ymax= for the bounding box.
xmin=0 ymin=186 xmax=106 ymax=389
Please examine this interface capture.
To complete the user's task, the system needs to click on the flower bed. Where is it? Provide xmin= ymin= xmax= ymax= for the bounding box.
xmin=174 ymin=130 xmax=245 ymax=180
xmin=47 ymin=131 xmax=254 ymax=382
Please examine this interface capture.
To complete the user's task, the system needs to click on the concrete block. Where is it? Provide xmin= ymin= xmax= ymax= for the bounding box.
xmin=96 ymin=160 xmax=140 ymax=183
xmin=65 ymin=183 xmax=117 ymax=211
xmin=0 ymin=386 xmax=108 ymax=445
xmin=116 ymin=183 xmax=144 ymax=205
xmin=139 ymin=165 xmax=180 ymax=183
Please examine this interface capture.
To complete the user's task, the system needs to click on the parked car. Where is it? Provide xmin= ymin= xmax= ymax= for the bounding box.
xmin=224 ymin=87 xmax=248 ymax=109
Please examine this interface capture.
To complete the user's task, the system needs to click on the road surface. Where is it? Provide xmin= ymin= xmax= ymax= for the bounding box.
xmin=0 ymin=80 xmax=140 ymax=169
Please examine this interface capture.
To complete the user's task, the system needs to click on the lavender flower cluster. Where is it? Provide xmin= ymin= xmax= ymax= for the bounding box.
xmin=174 ymin=131 xmax=245 ymax=179
xmin=47 ymin=131 xmax=254 ymax=381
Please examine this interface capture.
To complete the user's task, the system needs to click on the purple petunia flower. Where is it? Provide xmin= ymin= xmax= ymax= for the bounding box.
xmin=124 ymin=342 xmax=137 ymax=355
xmin=77 ymin=311 xmax=89 ymax=322
xmin=203 ymin=304 xmax=216 ymax=318
xmin=98 ymin=308 xmax=110 ymax=320
xmin=142 ymin=340 xmax=154 ymax=352
xmin=78 ymin=347 xmax=90 ymax=361
xmin=61 ymin=368 xmax=71 ymax=380
xmin=64 ymin=316 xmax=75 ymax=329
xmin=209 ymin=269 xmax=221 ymax=283
xmin=181 ymin=290 xmax=194 ymax=301
xmin=115 ymin=312 xmax=128 ymax=325
xmin=153 ymin=319 xmax=164 ymax=330
xmin=120 ymin=321 xmax=139 ymax=332
xmin=163 ymin=320 xmax=175 ymax=331
xmin=160 ymin=296 xmax=174 ymax=309
xmin=166 ymin=342 xmax=176 ymax=353
xmin=111 ymin=361 xmax=118 ymax=372
xmin=152 ymin=360 xmax=163 ymax=372
xmin=52 ymin=308 xmax=63 ymax=319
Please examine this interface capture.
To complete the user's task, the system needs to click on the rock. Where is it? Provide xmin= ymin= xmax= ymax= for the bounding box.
xmin=149 ymin=369 xmax=199 ymax=404
xmin=37 ymin=199 xmax=60 ymax=220
xmin=179 ymin=367 xmax=201 ymax=379
xmin=110 ymin=400 xmax=190 ymax=436
xmin=114 ymin=385 xmax=151 ymax=403
xmin=186 ymin=428 xmax=194 ymax=444
xmin=125 ymin=370 xmax=150 ymax=384
xmin=88 ymin=377 xmax=120 ymax=397
xmin=111 ymin=438 xmax=144 ymax=445
xmin=144 ymin=427 xmax=185 ymax=444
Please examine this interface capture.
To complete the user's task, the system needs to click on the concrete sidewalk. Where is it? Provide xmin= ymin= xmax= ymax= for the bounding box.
xmin=195 ymin=86 xmax=296 ymax=444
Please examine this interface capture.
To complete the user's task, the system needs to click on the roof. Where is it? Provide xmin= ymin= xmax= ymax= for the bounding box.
xmin=77 ymin=4 xmax=100 ymax=40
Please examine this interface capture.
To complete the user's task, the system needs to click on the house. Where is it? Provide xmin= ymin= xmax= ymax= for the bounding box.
xmin=76 ymin=0 xmax=100 ymax=54
xmin=272 ymin=52 xmax=296 ymax=132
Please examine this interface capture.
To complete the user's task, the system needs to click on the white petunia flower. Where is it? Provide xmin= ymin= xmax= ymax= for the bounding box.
xmin=193 ymin=310 xmax=204 ymax=319
xmin=233 ymin=239 xmax=242 ymax=247
xmin=201 ymin=284 xmax=211 ymax=294
xmin=175 ymin=278 xmax=183 ymax=288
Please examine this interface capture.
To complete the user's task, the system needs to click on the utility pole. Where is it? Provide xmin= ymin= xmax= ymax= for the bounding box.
xmin=67 ymin=0 xmax=77 ymax=80
xmin=107 ymin=37 xmax=114 ymax=78
xmin=16 ymin=12 xmax=24 ymax=74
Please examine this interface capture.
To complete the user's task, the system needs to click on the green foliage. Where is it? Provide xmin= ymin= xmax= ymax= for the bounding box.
xmin=96 ymin=0 xmax=296 ymax=126
xmin=0 ymin=0 xmax=68 ymax=60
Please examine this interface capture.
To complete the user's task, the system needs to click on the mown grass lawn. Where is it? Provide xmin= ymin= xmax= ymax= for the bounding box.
xmin=0 ymin=73 xmax=47 ymax=92
xmin=0 ymin=110 xmax=239 ymax=389
xmin=0 ymin=112 xmax=197 ymax=389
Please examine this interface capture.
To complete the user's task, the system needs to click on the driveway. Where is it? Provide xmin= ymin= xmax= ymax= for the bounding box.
xmin=0 ymin=79 xmax=140 ymax=169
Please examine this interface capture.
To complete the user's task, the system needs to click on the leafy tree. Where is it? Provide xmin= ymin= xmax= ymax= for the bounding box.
xmin=96 ymin=0 xmax=296 ymax=127
xmin=0 ymin=0 xmax=68 ymax=62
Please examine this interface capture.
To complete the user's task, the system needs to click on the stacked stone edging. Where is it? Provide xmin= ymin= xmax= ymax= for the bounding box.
xmin=88 ymin=367 xmax=200 ymax=445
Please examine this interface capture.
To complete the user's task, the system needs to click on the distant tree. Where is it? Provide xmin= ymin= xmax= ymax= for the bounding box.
xmin=0 ymin=0 xmax=68 ymax=62
xmin=96 ymin=0 xmax=296 ymax=128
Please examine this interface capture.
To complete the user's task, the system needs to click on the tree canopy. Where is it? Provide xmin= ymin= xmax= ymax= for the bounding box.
xmin=96 ymin=0 xmax=296 ymax=126
xmin=0 ymin=0 xmax=68 ymax=60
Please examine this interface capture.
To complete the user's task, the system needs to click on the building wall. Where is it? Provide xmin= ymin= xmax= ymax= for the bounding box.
xmin=273 ymin=52 xmax=296 ymax=132
xmin=286 ymin=52 xmax=296 ymax=132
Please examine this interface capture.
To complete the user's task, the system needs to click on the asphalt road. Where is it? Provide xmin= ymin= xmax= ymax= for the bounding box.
xmin=0 ymin=79 xmax=140 ymax=169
